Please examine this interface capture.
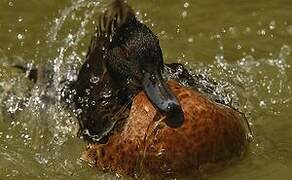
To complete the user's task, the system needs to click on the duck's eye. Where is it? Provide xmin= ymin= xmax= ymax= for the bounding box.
xmin=120 ymin=45 xmax=130 ymax=59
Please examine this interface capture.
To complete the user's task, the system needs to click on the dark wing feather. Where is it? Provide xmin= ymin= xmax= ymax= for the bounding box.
xmin=96 ymin=0 xmax=136 ymax=38
xmin=85 ymin=0 xmax=136 ymax=62
xmin=68 ymin=0 xmax=136 ymax=143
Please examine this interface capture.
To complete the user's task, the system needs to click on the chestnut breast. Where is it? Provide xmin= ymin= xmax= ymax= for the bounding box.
xmin=82 ymin=80 xmax=248 ymax=177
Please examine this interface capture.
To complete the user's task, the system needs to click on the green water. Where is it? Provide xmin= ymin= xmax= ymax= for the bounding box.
xmin=0 ymin=0 xmax=292 ymax=179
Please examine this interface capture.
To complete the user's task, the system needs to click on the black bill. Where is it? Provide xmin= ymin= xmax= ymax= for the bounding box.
xmin=142 ymin=67 xmax=184 ymax=128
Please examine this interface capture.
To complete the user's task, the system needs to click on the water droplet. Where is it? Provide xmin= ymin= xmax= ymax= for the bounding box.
xmin=184 ymin=2 xmax=190 ymax=8
xmin=259 ymin=101 xmax=266 ymax=107
xmin=188 ymin=37 xmax=194 ymax=43
xmin=17 ymin=34 xmax=24 ymax=40
xmin=279 ymin=44 xmax=291 ymax=58
xmin=176 ymin=25 xmax=180 ymax=33
xmin=257 ymin=29 xmax=266 ymax=36
xmin=85 ymin=89 xmax=91 ymax=95
xmin=100 ymin=90 xmax=112 ymax=98
xmin=244 ymin=27 xmax=251 ymax=34
xmin=269 ymin=20 xmax=276 ymax=30
xmin=90 ymin=75 xmax=100 ymax=84
xmin=237 ymin=44 xmax=242 ymax=50
xmin=8 ymin=1 xmax=13 ymax=6
xmin=182 ymin=11 xmax=187 ymax=18
xmin=68 ymin=33 xmax=73 ymax=39
xmin=75 ymin=108 xmax=82 ymax=115
xmin=287 ymin=25 xmax=292 ymax=35
xmin=91 ymin=101 xmax=96 ymax=106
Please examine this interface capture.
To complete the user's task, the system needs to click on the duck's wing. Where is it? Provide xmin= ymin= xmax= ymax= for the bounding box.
xmin=67 ymin=0 xmax=137 ymax=143
xmin=70 ymin=0 xmax=136 ymax=97
xmin=74 ymin=0 xmax=136 ymax=87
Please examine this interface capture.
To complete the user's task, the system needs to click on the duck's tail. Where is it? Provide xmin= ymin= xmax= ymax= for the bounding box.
xmin=97 ymin=0 xmax=136 ymax=37
xmin=88 ymin=0 xmax=136 ymax=54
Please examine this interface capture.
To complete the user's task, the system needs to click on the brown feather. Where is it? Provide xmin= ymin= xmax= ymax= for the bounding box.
xmin=81 ymin=80 xmax=248 ymax=177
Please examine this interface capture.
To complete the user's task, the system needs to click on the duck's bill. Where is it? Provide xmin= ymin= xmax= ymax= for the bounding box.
xmin=142 ymin=69 xmax=184 ymax=128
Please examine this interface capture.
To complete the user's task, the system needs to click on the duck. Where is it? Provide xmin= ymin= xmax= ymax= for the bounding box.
xmin=64 ymin=0 xmax=250 ymax=177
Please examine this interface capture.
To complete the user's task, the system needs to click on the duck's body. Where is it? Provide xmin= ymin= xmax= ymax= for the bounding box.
xmin=65 ymin=0 xmax=249 ymax=177
xmin=82 ymin=81 xmax=248 ymax=176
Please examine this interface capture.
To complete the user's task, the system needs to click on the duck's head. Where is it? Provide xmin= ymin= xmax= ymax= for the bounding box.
xmin=98 ymin=0 xmax=184 ymax=128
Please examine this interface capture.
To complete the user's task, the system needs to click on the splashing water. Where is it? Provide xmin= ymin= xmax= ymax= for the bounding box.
xmin=0 ymin=0 xmax=292 ymax=179
xmin=0 ymin=0 xmax=106 ymax=179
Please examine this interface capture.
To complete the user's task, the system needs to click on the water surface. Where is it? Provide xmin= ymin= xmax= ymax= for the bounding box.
xmin=0 ymin=0 xmax=292 ymax=179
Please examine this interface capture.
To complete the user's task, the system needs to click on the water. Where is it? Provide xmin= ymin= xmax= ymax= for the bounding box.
xmin=0 ymin=0 xmax=292 ymax=179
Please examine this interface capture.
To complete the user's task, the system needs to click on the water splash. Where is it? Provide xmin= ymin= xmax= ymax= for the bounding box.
xmin=0 ymin=0 xmax=292 ymax=179
xmin=0 ymin=0 xmax=107 ymax=178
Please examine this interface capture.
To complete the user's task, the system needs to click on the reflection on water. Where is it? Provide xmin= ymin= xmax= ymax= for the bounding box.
xmin=0 ymin=0 xmax=292 ymax=179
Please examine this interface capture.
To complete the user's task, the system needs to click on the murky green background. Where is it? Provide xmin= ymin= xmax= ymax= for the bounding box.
xmin=0 ymin=0 xmax=292 ymax=179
